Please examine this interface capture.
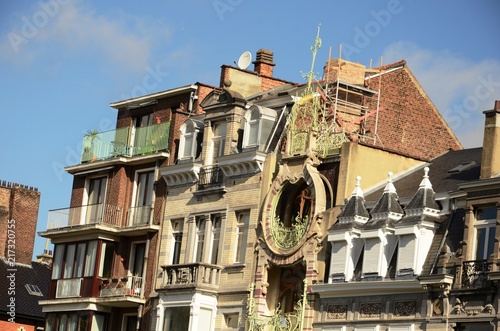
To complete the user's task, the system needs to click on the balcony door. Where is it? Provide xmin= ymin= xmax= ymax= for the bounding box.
xmin=129 ymin=242 xmax=146 ymax=297
xmin=130 ymin=170 xmax=154 ymax=226
xmin=132 ymin=114 xmax=154 ymax=155
xmin=86 ymin=177 xmax=107 ymax=225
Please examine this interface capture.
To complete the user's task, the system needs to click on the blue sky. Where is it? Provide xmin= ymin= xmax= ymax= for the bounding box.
xmin=1 ymin=0 xmax=499 ymax=259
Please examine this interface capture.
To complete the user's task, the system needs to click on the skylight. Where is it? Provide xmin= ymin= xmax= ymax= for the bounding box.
xmin=448 ymin=161 xmax=476 ymax=174
xmin=25 ymin=284 xmax=43 ymax=296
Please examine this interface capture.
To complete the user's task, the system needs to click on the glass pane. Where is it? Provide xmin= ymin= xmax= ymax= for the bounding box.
xmin=211 ymin=216 xmax=221 ymax=264
xmin=183 ymin=134 xmax=193 ymax=158
xmin=172 ymin=233 xmax=182 ymax=265
xmin=84 ymin=241 xmax=97 ymax=277
xmin=64 ymin=244 xmax=76 ymax=278
xmin=68 ymin=314 xmax=78 ymax=331
xmin=58 ymin=314 xmax=67 ymax=331
xmin=195 ymin=218 xmax=205 ymax=263
xmin=477 ymin=207 xmax=497 ymax=220
xmin=163 ymin=307 xmax=190 ymax=331
xmin=488 ymin=226 xmax=496 ymax=258
xmin=99 ymin=242 xmax=115 ymax=278
xmin=75 ymin=243 xmax=86 ymax=277
xmin=476 ymin=228 xmax=487 ymax=260
xmin=135 ymin=171 xmax=154 ymax=207
xmin=132 ymin=243 xmax=146 ymax=277
xmin=91 ymin=314 xmax=106 ymax=331
xmin=52 ymin=244 xmax=65 ymax=279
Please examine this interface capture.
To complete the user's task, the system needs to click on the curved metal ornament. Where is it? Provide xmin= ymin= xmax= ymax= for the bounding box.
xmin=247 ymin=280 xmax=309 ymax=331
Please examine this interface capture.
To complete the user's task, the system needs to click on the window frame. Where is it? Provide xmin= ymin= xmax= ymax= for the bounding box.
xmin=474 ymin=206 xmax=497 ymax=260
xmin=234 ymin=211 xmax=250 ymax=264
xmin=193 ymin=213 xmax=224 ymax=264
xmin=178 ymin=119 xmax=203 ymax=161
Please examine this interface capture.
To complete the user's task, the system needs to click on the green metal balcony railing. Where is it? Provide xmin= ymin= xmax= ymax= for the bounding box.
xmin=81 ymin=122 xmax=170 ymax=163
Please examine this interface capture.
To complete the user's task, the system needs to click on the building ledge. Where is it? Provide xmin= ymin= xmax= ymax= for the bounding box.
xmin=66 ymin=152 xmax=169 ymax=175
xmin=217 ymin=150 xmax=266 ymax=177
xmin=311 ymin=279 xmax=423 ymax=297
xmin=161 ymin=161 xmax=202 ymax=187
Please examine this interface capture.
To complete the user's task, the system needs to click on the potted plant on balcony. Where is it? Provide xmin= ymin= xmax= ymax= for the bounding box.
xmin=84 ymin=128 xmax=100 ymax=161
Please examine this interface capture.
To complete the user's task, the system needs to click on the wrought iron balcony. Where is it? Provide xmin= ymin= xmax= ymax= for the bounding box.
xmin=81 ymin=122 xmax=170 ymax=163
xmin=99 ymin=276 xmax=143 ymax=298
xmin=161 ymin=263 xmax=223 ymax=291
xmin=47 ymin=203 xmax=123 ymax=230
xmin=198 ymin=165 xmax=224 ymax=190
xmin=460 ymin=260 xmax=493 ymax=289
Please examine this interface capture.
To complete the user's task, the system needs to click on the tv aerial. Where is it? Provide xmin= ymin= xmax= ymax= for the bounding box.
xmin=236 ymin=51 xmax=252 ymax=70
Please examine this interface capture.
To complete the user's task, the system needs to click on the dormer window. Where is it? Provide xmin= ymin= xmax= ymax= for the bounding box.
xmin=242 ymin=105 xmax=277 ymax=151
xmin=179 ymin=119 xmax=203 ymax=161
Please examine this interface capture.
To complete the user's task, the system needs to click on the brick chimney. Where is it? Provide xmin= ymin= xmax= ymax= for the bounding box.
xmin=253 ymin=49 xmax=275 ymax=77
xmin=480 ymin=100 xmax=500 ymax=179
xmin=323 ymin=58 xmax=366 ymax=85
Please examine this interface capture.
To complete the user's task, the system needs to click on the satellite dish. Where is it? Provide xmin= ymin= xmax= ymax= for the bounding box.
xmin=237 ymin=51 xmax=252 ymax=70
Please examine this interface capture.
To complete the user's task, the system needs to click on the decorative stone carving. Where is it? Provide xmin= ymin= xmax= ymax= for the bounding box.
xmin=394 ymin=301 xmax=416 ymax=317
xmin=327 ymin=304 xmax=348 ymax=319
xmin=360 ymin=302 xmax=381 ymax=318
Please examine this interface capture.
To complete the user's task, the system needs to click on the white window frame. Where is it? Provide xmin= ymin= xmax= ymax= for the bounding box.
xmin=242 ymin=105 xmax=277 ymax=150
xmin=234 ymin=211 xmax=250 ymax=264
xmin=474 ymin=206 xmax=497 ymax=260
xmin=193 ymin=213 xmax=224 ymax=264
xmin=170 ymin=219 xmax=184 ymax=265
xmin=243 ymin=108 xmax=260 ymax=148
xmin=121 ymin=313 xmax=138 ymax=331
xmin=179 ymin=119 xmax=203 ymax=160
xmin=211 ymin=121 xmax=227 ymax=162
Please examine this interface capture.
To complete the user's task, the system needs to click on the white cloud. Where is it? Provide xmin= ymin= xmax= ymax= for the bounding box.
xmin=383 ymin=41 xmax=500 ymax=148
xmin=0 ymin=1 xmax=171 ymax=72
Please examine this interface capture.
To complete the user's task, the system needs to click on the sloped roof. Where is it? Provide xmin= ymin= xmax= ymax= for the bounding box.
xmin=0 ymin=258 xmax=51 ymax=321
xmin=365 ymin=148 xmax=482 ymax=202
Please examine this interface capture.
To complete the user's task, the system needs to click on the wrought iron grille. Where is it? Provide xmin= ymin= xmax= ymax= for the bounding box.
xmin=198 ymin=165 xmax=223 ymax=190
xmin=461 ymin=260 xmax=492 ymax=289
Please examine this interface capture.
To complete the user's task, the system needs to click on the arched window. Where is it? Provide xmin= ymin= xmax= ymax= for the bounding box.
xmin=178 ymin=119 xmax=203 ymax=161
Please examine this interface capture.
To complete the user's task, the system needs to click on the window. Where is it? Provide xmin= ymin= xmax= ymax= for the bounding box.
xmin=52 ymin=241 xmax=98 ymax=280
xmin=475 ymin=207 xmax=497 ymax=260
xmin=235 ymin=211 xmax=249 ymax=263
xmin=45 ymin=312 xmax=89 ymax=331
xmin=86 ymin=176 xmax=107 ymax=224
xmin=195 ymin=217 xmax=206 ymax=263
xmin=129 ymin=170 xmax=154 ymax=226
xmin=98 ymin=242 xmax=115 ymax=278
xmin=224 ymin=313 xmax=239 ymax=329
xmin=245 ymin=109 xmax=260 ymax=147
xmin=130 ymin=242 xmax=146 ymax=278
xmin=163 ymin=306 xmax=190 ymax=331
xmin=25 ymin=284 xmax=43 ymax=296
xmin=179 ymin=119 xmax=203 ymax=160
xmin=211 ymin=215 xmax=221 ymax=264
xmin=242 ymin=105 xmax=277 ymax=150
xmin=122 ymin=314 xmax=138 ymax=331
xmin=211 ymin=121 xmax=226 ymax=162
xmin=171 ymin=219 xmax=184 ymax=265
xmin=193 ymin=214 xmax=223 ymax=264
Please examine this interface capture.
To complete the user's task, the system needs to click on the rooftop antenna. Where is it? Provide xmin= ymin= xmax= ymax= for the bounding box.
xmin=236 ymin=51 xmax=252 ymax=70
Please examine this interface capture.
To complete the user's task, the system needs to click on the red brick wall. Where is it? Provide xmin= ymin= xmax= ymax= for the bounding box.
xmin=0 ymin=181 xmax=40 ymax=265
xmin=364 ymin=64 xmax=462 ymax=160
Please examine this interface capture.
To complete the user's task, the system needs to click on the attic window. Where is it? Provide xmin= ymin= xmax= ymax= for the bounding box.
xmin=448 ymin=161 xmax=476 ymax=173
xmin=25 ymin=284 xmax=43 ymax=296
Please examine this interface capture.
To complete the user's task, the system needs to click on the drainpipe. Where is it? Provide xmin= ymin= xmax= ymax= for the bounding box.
xmin=137 ymin=160 xmax=160 ymax=330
